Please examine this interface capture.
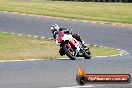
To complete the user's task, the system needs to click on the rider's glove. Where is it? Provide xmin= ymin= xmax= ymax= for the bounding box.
xmin=53 ymin=31 xmax=58 ymax=39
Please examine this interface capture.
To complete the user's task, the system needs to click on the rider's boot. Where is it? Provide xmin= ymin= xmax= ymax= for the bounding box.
xmin=82 ymin=40 xmax=87 ymax=48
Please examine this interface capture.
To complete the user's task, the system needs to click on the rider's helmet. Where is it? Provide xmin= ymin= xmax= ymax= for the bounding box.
xmin=50 ymin=24 xmax=60 ymax=34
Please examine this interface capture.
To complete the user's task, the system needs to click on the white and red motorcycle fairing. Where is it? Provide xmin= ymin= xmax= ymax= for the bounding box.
xmin=55 ymin=31 xmax=91 ymax=60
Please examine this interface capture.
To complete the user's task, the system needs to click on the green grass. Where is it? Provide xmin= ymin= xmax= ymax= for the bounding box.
xmin=0 ymin=32 xmax=119 ymax=60
xmin=89 ymin=46 xmax=119 ymax=57
xmin=0 ymin=32 xmax=60 ymax=60
xmin=0 ymin=0 xmax=132 ymax=23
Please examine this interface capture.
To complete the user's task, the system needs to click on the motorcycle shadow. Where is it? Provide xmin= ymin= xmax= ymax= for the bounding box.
xmin=57 ymin=58 xmax=86 ymax=60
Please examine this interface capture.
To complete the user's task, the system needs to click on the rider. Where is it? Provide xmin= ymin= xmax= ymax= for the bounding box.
xmin=50 ymin=24 xmax=86 ymax=47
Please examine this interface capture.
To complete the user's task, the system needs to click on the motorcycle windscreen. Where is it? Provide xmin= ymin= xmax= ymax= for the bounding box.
xmin=58 ymin=31 xmax=64 ymax=37
xmin=56 ymin=31 xmax=64 ymax=43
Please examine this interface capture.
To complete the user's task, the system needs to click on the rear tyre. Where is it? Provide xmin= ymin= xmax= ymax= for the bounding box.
xmin=62 ymin=44 xmax=76 ymax=60
xmin=83 ymin=52 xmax=91 ymax=59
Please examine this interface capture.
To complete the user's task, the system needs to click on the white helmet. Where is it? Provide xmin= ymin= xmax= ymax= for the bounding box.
xmin=50 ymin=24 xmax=60 ymax=33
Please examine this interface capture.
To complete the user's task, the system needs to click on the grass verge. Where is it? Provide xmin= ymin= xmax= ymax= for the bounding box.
xmin=0 ymin=0 xmax=132 ymax=23
xmin=0 ymin=32 xmax=119 ymax=61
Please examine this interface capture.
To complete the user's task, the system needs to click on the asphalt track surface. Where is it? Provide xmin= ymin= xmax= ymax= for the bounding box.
xmin=0 ymin=12 xmax=132 ymax=88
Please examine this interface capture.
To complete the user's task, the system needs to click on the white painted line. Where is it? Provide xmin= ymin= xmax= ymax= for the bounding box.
xmin=99 ymin=46 xmax=103 ymax=47
xmin=83 ymin=43 xmax=128 ymax=58
xmin=11 ymin=33 xmax=15 ymax=34
xmin=55 ymin=17 xmax=60 ymax=19
xmin=63 ymin=18 xmax=68 ymax=21
xmin=3 ymin=32 xmax=7 ymax=33
xmin=41 ymin=37 xmax=45 ymax=39
xmin=27 ymin=35 xmax=32 ymax=37
xmin=28 ymin=14 xmax=33 ymax=17
xmin=104 ymin=47 xmax=109 ymax=48
xmin=48 ymin=38 xmax=53 ymax=40
xmin=100 ymin=22 xmax=104 ymax=24
xmin=92 ymin=45 xmax=96 ymax=46
xmin=72 ymin=19 xmax=77 ymax=22
xmin=120 ymin=25 xmax=125 ymax=27
xmin=0 ymin=61 xmax=6 ymax=63
xmin=33 ymin=36 xmax=38 ymax=38
xmin=58 ymin=58 xmax=72 ymax=60
xmin=110 ymin=55 xmax=118 ymax=57
xmin=119 ymin=52 xmax=124 ymax=55
xmin=117 ymin=49 xmax=121 ymax=51
xmin=91 ymin=22 xmax=96 ymax=24
xmin=112 ymin=24 xmax=117 ymax=26
xmin=26 ymin=59 xmax=44 ymax=61
xmin=86 ymin=44 xmax=90 ymax=45
xmin=120 ymin=50 xmax=125 ymax=52
xmin=82 ymin=20 xmax=87 ymax=23
xmin=18 ymin=34 xmax=22 ymax=35
xmin=96 ymin=56 xmax=106 ymax=58
xmin=58 ymin=85 xmax=94 ymax=88
xmin=21 ymin=13 xmax=26 ymax=15
xmin=93 ymin=45 xmax=99 ymax=47
xmin=0 ymin=59 xmax=44 ymax=63
xmin=96 ymin=56 xmax=108 ymax=58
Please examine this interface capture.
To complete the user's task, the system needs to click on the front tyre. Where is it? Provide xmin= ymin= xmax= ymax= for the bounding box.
xmin=62 ymin=44 xmax=76 ymax=60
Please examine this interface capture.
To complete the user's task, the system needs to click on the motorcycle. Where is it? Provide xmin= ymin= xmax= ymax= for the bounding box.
xmin=55 ymin=31 xmax=91 ymax=60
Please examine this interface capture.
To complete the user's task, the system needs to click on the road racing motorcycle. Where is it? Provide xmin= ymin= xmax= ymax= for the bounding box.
xmin=55 ymin=31 xmax=91 ymax=60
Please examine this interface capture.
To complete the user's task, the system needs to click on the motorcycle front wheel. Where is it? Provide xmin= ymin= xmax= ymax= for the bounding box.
xmin=62 ymin=44 xmax=76 ymax=60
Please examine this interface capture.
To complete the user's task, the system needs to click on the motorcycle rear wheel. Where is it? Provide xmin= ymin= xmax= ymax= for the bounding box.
xmin=83 ymin=52 xmax=91 ymax=59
